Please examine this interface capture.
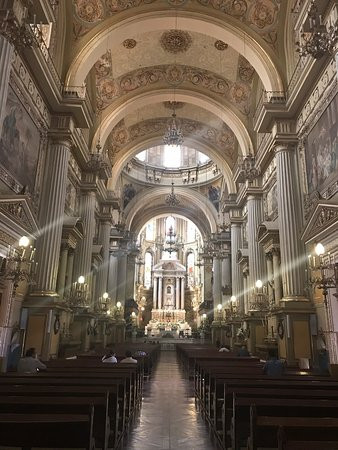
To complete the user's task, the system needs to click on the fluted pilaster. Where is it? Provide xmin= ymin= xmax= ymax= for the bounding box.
xmin=74 ymin=191 xmax=96 ymax=288
xmin=212 ymin=257 xmax=222 ymax=309
xmin=180 ymin=277 xmax=185 ymax=310
xmin=275 ymin=145 xmax=305 ymax=298
xmin=0 ymin=36 xmax=13 ymax=137
xmin=153 ymin=276 xmax=158 ymax=309
xmin=247 ymin=195 xmax=266 ymax=292
xmin=95 ymin=221 xmax=111 ymax=299
xmin=158 ymin=276 xmax=163 ymax=309
xmin=35 ymin=140 xmax=70 ymax=294
xmin=108 ymin=252 xmax=118 ymax=302
xmin=231 ymin=223 xmax=243 ymax=303
xmin=116 ymin=253 xmax=127 ymax=305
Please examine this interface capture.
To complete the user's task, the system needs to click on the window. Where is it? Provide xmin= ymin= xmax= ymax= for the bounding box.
xmin=145 ymin=221 xmax=154 ymax=240
xmin=187 ymin=220 xmax=196 ymax=242
xmin=144 ymin=252 xmax=153 ymax=288
xmin=165 ymin=216 xmax=176 ymax=233
xmin=162 ymin=251 xmax=177 ymax=260
xmin=198 ymin=151 xmax=209 ymax=165
xmin=163 ymin=145 xmax=181 ymax=168
xmin=136 ymin=150 xmax=146 ymax=162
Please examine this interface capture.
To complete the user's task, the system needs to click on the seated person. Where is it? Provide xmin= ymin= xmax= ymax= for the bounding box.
xmin=120 ymin=350 xmax=138 ymax=364
xmin=102 ymin=349 xmax=117 ymax=363
xmin=219 ymin=344 xmax=230 ymax=352
xmin=17 ymin=347 xmax=47 ymax=373
xmin=237 ymin=345 xmax=250 ymax=357
xmin=263 ymin=349 xmax=285 ymax=377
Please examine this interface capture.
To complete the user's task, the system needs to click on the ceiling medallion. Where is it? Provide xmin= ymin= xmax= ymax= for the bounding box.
xmin=163 ymin=110 xmax=184 ymax=147
xmin=214 ymin=40 xmax=228 ymax=51
xmin=160 ymin=30 xmax=192 ymax=54
xmin=123 ymin=38 xmax=137 ymax=49
xmin=165 ymin=182 xmax=180 ymax=207
xmin=163 ymin=101 xmax=185 ymax=110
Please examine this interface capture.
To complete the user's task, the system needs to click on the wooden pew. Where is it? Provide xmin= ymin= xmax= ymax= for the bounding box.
xmin=0 ymin=410 xmax=95 ymax=449
xmin=249 ymin=407 xmax=338 ymax=450
xmin=234 ymin=396 xmax=338 ymax=450
xmin=277 ymin=425 xmax=338 ymax=450
xmin=0 ymin=384 xmax=121 ymax=448
xmin=0 ymin=394 xmax=109 ymax=449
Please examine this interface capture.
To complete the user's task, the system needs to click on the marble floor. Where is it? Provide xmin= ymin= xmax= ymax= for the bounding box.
xmin=124 ymin=351 xmax=217 ymax=450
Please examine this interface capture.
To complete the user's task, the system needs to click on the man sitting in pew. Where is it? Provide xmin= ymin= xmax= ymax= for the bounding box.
xmin=219 ymin=344 xmax=230 ymax=353
xmin=17 ymin=347 xmax=47 ymax=373
xmin=120 ymin=350 xmax=137 ymax=364
xmin=102 ymin=349 xmax=117 ymax=363
xmin=263 ymin=349 xmax=285 ymax=377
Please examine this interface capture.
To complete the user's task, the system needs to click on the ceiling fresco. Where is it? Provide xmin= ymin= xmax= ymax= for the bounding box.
xmin=72 ymin=0 xmax=281 ymax=49
xmin=105 ymin=117 xmax=238 ymax=165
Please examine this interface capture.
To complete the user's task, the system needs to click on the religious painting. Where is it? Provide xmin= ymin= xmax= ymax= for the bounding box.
xmin=0 ymin=86 xmax=40 ymax=191
xmin=64 ymin=179 xmax=77 ymax=214
xmin=265 ymin=183 xmax=278 ymax=220
xmin=305 ymin=94 xmax=338 ymax=194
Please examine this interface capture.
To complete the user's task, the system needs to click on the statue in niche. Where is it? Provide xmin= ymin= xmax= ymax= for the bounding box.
xmin=123 ymin=183 xmax=136 ymax=208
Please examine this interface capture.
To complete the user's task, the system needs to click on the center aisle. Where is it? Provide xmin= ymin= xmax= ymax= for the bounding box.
xmin=124 ymin=350 xmax=216 ymax=450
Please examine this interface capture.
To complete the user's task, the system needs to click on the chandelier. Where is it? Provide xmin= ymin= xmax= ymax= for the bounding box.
xmin=0 ymin=236 xmax=37 ymax=292
xmin=164 ymin=225 xmax=178 ymax=254
xmin=297 ymin=1 xmax=338 ymax=59
xmin=165 ymin=182 xmax=180 ymax=207
xmin=163 ymin=110 xmax=184 ymax=146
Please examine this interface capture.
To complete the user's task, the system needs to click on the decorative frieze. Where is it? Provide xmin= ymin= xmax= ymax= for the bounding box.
xmin=10 ymin=51 xmax=50 ymax=127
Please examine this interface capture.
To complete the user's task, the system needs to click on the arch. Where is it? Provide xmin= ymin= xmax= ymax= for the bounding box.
xmin=66 ymin=11 xmax=284 ymax=93
xmin=108 ymin=134 xmax=237 ymax=193
xmin=94 ymin=89 xmax=252 ymax=156
xmin=125 ymin=188 xmax=217 ymax=236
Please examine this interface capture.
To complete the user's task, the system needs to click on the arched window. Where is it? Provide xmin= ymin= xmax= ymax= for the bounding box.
xmin=167 ymin=286 xmax=171 ymax=294
xmin=145 ymin=221 xmax=154 ymax=240
xmin=187 ymin=252 xmax=195 ymax=287
xmin=144 ymin=252 xmax=153 ymax=288
xmin=165 ymin=216 xmax=176 ymax=233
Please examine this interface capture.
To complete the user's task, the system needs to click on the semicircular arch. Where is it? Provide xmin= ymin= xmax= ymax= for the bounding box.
xmin=66 ymin=10 xmax=284 ymax=94
xmin=124 ymin=187 xmax=218 ymax=235
xmin=108 ymin=135 xmax=237 ymax=193
xmin=95 ymin=89 xmax=252 ymax=156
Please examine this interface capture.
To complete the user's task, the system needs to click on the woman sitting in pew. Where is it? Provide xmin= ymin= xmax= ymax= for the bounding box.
xmin=17 ymin=347 xmax=47 ymax=373
xmin=263 ymin=349 xmax=285 ymax=377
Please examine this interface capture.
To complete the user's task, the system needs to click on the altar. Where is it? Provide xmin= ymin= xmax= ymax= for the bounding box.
xmin=145 ymin=259 xmax=191 ymax=337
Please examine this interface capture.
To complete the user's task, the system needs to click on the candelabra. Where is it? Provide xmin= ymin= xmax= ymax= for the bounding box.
xmin=114 ymin=301 xmax=124 ymax=320
xmin=163 ymin=225 xmax=178 ymax=254
xmin=296 ymin=1 xmax=338 ymax=59
xmin=96 ymin=292 xmax=111 ymax=314
xmin=163 ymin=110 xmax=184 ymax=146
xmin=165 ymin=182 xmax=180 ymax=207
xmin=67 ymin=276 xmax=89 ymax=309
xmin=0 ymin=236 xmax=37 ymax=292
xmin=308 ymin=243 xmax=338 ymax=307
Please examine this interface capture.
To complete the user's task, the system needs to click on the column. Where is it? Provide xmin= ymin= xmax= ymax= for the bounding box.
xmin=176 ymin=277 xmax=180 ymax=309
xmin=203 ymin=257 xmax=213 ymax=303
xmin=212 ymin=257 xmax=222 ymax=310
xmin=0 ymin=36 xmax=14 ymax=137
xmin=247 ymin=195 xmax=266 ymax=292
xmin=275 ymin=145 xmax=305 ymax=299
xmin=180 ymin=277 xmax=185 ymax=310
xmin=231 ymin=223 xmax=244 ymax=308
xmin=272 ymin=248 xmax=283 ymax=303
xmin=153 ymin=276 xmax=158 ymax=309
xmin=0 ymin=280 xmax=14 ymax=368
xmin=108 ymin=252 xmax=118 ymax=303
xmin=116 ymin=253 xmax=127 ymax=306
xmin=73 ymin=190 xmax=96 ymax=287
xmin=56 ymin=244 xmax=69 ymax=300
xmin=221 ymin=254 xmax=231 ymax=302
xmin=34 ymin=139 xmax=71 ymax=295
xmin=243 ymin=272 xmax=249 ymax=314
xmin=125 ymin=253 xmax=137 ymax=300
xmin=95 ymin=220 xmax=111 ymax=299
xmin=64 ymin=249 xmax=75 ymax=298
xmin=266 ymin=252 xmax=274 ymax=303
xmin=158 ymin=276 xmax=163 ymax=310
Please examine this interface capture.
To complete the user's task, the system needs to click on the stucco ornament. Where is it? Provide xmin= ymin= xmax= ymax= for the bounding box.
xmin=74 ymin=0 xmax=104 ymax=22
xmin=160 ymin=30 xmax=192 ymax=54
